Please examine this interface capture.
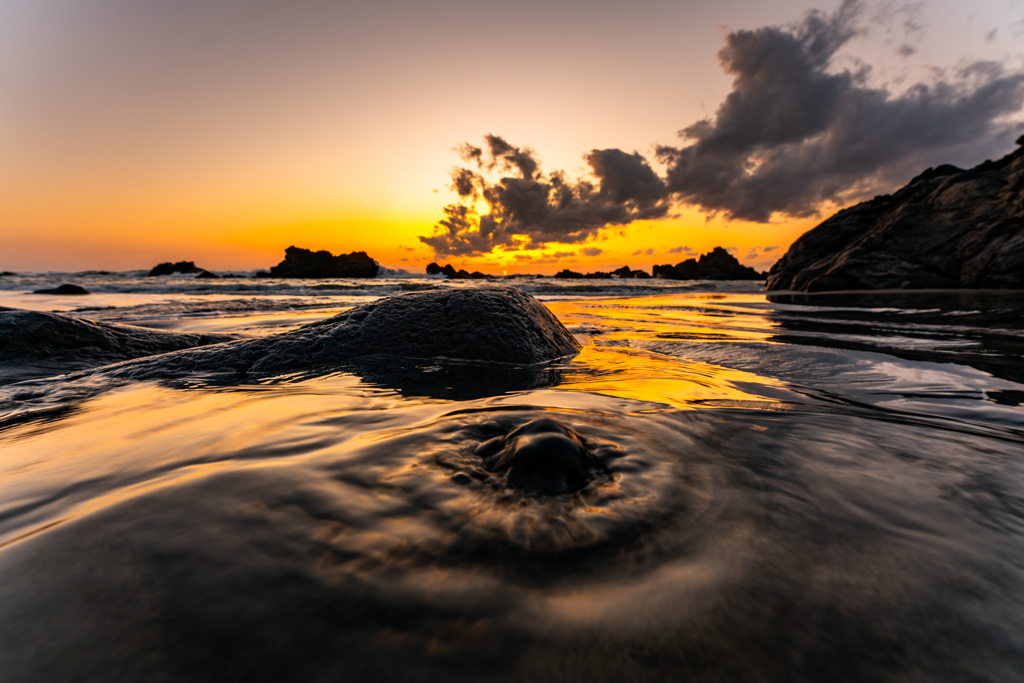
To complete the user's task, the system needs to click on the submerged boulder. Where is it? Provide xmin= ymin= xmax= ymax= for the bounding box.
xmin=107 ymin=286 xmax=581 ymax=378
xmin=31 ymin=284 xmax=90 ymax=295
xmin=475 ymin=417 xmax=597 ymax=495
xmin=766 ymin=139 xmax=1024 ymax=292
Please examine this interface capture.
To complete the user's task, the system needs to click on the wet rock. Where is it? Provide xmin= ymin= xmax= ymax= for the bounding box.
xmin=0 ymin=308 xmax=233 ymax=370
xmin=104 ymin=286 xmax=581 ymax=378
xmin=266 ymin=246 xmax=379 ymax=278
xmin=148 ymin=261 xmax=203 ymax=277
xmin=475 ymin=417 xmax=596 ymax=495
xmin=653 ymin=247 xmax=764 ymax=280
xmin=31 ymin=284 xmax=90 ymax=295
xmin=766 ymin=138 xmax=1024 ymax=292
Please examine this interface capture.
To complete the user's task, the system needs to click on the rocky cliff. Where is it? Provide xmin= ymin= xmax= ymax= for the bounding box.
xmin=766 ymin=138 xmax=1024 ymax=292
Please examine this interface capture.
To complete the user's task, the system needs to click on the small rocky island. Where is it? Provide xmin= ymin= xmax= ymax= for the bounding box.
xmin=555 ymin=266 xmax=650 ymax=279
xmin=766 ymin=138 xmax=1024 ymax=292
xmin=653 ymin=247 xmax=764 ymax=280
xmin=426 ymin=262 xmax=490 ymax=279
xmin=261 ymin=247 xmax=379 ymax=278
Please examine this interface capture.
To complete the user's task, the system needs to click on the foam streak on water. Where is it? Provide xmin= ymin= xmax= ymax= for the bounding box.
xmin=1 ymin=280 xmax=1024 ymax=681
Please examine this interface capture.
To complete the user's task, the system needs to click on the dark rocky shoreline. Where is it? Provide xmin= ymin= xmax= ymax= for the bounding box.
xmin=767 ymin=138 xmax=1024 ymax=292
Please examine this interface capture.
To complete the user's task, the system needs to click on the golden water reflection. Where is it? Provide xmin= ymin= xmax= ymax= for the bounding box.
xmin=549 ymin=294 xmax=788 ymax=409
xmin=547 ymin=293 xmax=780 ymax=344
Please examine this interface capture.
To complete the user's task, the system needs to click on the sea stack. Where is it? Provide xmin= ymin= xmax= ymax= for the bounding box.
xmin=766 ymin=138 xmax=1024 ymax=292
xmin=266 ymin=246 xmax=379 ymax=278
xmin=653 ymin=247 xmax=764 ymax=280
xmin=148 ymin=261 xmax=204 ymax=277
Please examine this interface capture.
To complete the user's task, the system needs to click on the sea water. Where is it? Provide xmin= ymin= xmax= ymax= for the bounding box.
xmin=1 ymin=272 xmax=1023 ymax=681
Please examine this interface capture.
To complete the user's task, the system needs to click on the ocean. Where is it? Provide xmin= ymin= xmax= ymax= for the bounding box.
xmin=1 ymin=271 xmax=1023 ymax=681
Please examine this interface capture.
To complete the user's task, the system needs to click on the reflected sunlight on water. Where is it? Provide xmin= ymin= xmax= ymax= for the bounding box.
xmin=2 ymin=288 xmax=1024 ymax=681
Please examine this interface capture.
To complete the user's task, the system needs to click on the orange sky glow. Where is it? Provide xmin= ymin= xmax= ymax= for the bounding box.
xmin=1 ymin=0 xmax=1019 ymax=275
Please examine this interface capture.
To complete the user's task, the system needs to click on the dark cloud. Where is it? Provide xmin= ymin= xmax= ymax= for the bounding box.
xmin=668 ymin=246 xmax=695 ymax=254
xmin=581 ymin=247 xmax=604 ymax=257
xmin=656 ymin=0 xmax=1024 ymax=221
xmin=423 ymin=1 xmax=1024 ymax=255
xmin=420 ymin=135 xmax=669 ymax=256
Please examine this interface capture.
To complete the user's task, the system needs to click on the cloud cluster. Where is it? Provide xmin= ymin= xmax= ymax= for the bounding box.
xmin=420 ymin=136 xmax=669 ymax=256
xmin=422 ymin=0 xmax=1024 ymax=254
xmin=656 ymin=0 xmax=1024 ymax=221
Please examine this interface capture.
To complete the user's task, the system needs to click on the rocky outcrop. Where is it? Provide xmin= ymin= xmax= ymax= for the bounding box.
xmin=264 ymin=247 xmax=379 ymax=278
xmin=103 ymin=286 xmax=581 ymax=379
xmin=554 ymin=266 xmax=650 ymax=279
xmin=653 ymin=247 xmax=764 ymax=280
xmin=425 ymin=262 xmax=490 ymax=279
xmin=148 ymin=261 xmax=204 ymax=277
xmin=0 ymin=308 xmax=233 ymax=371
xmin=31 ymin=284 xmax=90 ymax=295
xmin=766 ymin=139 xmax=1024 ymax=292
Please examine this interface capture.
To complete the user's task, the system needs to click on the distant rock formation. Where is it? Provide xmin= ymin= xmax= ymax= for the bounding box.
xmin=425 ymin=262 xmax=490 ymax=279
xmin=653 ymin=247 xmax=764 ymax=280
xmin=263 ymin=247 xmax=379 ymax=278
xmin=95 ymin=287 xmax=581 ymax=379
xmin=31 ymin=284 xmax=90 ymax=295
xmin=554 ymin=266 xmax=650 ymax=279
xmin=766 ymin=138 xmax=1024 ymax=292
xmin=0 ymin=308 xmax=233 ymax=371
xmin=148 ymin=261 xmax=204 ymax=277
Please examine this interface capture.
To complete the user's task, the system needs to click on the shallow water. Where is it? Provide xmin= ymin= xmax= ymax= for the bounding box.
xmin=1 ymin=275 xmax=1023 ymax=681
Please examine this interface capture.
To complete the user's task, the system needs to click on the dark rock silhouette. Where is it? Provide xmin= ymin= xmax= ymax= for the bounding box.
xmin=474 ymin=417 xmax=599 ymax=495
xmin=0 ymin=272 xmax=16 ymax=277
xmin=554 ymin=265 xmax=651 ymax=279
xmin=767 ymin=139 xmax=1024 ymax=292
xmin=556 ymin=269 xmax=610 ymax=279
xmin=654 ymin=247 xmax=764 ymax=280
xmin=148 ymin=261 xmax=203 ymax=277
xmin=426 ymin=262 xmax=491 ymax=279
xmin=31 ymin=284 xmax=90 ymax=295
xmin=103 ymin=286 xmax=581 ymax=379
xmin=0 ymin=308 xmax=233 ymax=372
xmin=264 ymin=246 xmax=379 ymax=278
xmin=612 ymin=266 xmax=651 ymax=279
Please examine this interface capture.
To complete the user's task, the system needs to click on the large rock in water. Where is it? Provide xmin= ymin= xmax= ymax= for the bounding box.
xmin=766 ymin=139 xmax=1024 ymax=292
xmin=108 ymin=286 xmax=581 ymax=379
xmin=0 ymin=308 xmax=233 ymax=377
xmin=148 ymin=261 xmax=203 ymax=277
xmin=653 ymin=247 xmax=764 ymax=280
xmin=267 ymin=246 xmax=379 ymax=278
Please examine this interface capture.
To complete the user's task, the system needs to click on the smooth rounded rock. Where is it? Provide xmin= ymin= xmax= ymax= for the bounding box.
xmin=107 ymin=286 xmax=582 ymax=378
xmin=477 ymin=417 xmax=595 ymax=495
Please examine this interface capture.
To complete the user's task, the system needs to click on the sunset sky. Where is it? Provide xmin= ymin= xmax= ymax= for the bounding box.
xmin=2 ymin=0 xmax=1022 ymax=274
